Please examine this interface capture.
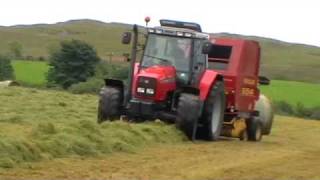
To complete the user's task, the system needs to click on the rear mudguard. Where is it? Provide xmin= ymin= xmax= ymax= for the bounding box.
xmin=103 ymin=79 xmax=125 ymax=105
xmin=104 ymin=79 xmax=124 ymax=89
xmin=198 ymin=70 xmax=223 ymax=101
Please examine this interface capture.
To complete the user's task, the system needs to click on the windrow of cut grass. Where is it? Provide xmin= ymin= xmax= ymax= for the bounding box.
xmin=0 ymin=87 xmax=185 ymax=168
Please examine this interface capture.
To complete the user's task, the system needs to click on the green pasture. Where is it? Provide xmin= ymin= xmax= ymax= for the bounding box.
xmin=12 ymin=60 xmax=49 ymax=86
xmin=261 ymin=80 xmax=320 ymax=108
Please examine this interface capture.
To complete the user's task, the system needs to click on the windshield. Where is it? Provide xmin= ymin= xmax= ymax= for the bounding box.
xmin=141 ymin=34 xmax=192 ymax=72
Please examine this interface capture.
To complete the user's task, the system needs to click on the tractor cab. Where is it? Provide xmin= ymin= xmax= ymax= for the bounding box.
xmin=121 ymin=20 xmax=214 ymax=104
xmin=140 ymin=20 xmax=209 ymax=86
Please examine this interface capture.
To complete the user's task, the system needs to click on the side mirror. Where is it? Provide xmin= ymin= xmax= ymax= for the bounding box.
xmin=259 ymin=76 xmax=270 ymax=85
xmin=202 ymin=42 xmax=212 ymax=54
xmin=122 ymin=32 xmax=132 ymax=44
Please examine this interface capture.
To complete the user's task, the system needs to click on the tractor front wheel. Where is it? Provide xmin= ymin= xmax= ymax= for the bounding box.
xmin=97 ymin=86 xmax=122 ymax=123
xmin=176 ymin=93 xmax=201 ymax=140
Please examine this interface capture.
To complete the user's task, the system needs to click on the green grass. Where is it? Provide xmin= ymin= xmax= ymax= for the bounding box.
xmin=261 ymin=80 xmax=320 ymax=108
xmin=0 ymin=87 xmax=185 ymax=168
xmin=10 ymin=59 xmax=319 ymax=109
xmin=1 ymin=20 xmax=320 ymax=83
xmin=12 ymin=60 xmax=49 ymax=86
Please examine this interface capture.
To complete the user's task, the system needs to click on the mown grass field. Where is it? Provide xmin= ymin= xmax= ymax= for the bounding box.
xmin=12 ymin=60 xmax=49 ymax=86
xmin=0 ymin=87 xmax=185 ymax=169
xmin=261 ymin=80 xmax=320 ymax=108
xmin=0 ymin=87 xmax=319 ymax=180
xmin=1 ymin=20 xmax=320 ymax=83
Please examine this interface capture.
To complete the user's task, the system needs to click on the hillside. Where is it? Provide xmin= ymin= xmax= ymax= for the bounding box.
xmin=1 ymin=19 xmax=320 ymax=83
xmin=0 ymin=87 xmax=320 ymax=179
xmin=0 ymin=20 xmax=130 ymax=58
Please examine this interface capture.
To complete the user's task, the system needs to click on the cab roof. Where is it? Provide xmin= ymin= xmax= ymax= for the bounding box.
xmin=160 ymin=19 xmax=202 ymax=32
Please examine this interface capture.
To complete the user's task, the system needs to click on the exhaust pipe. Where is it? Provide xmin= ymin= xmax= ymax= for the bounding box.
xmin=125 ymin=24 xmax=138 ymax=107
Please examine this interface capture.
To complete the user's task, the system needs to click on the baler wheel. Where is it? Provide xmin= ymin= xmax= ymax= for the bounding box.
xmin=203 ymin=81 xmax=226 ymax=141
xmin=247 ymin=117 xmax=263 ymax=141
xmin=240 ymin=130 xmax=249 ymax=141
xmin=97 ymin=86 xmax=122 ymax=123
xmin=176 ymin=93 xmax=201 ymax=140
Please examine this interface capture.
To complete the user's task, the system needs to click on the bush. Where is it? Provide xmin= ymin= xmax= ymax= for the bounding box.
xmin=310 ymin=107 xmax=320 ymax=120
xmin=0 ymin=55 xmax=15 ymax=81
xmin=69 ymin=61 xmax=129 ymax=94
xmin=8 ymin=41 xmax=23 ymax=59
xmin=95 ymin=61 xmax=128 ymax=80
xmin=273 ymin=101 xmax=320 ymax=120
xmin=69 ymin=78 xmax=104 ymax=94
xmin=38 ymin=56 xmax=46 ymax=61
xmin=274 ymin=101 xmax=294 ymax=115
xmin=47 ymin=40 xmax=100 ymax=89
xmin=24 ymin=55 xmax=34 ymax=60
xmin=295 ymin=102 xmax=313 ymax=118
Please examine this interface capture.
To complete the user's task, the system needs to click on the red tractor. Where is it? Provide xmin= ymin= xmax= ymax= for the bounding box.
xmin=98 ymin=19 xmax=274 ymax=141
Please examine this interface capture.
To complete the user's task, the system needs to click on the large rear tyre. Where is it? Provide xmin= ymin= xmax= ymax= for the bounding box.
xmin=203 ymin=81 xmax=226 ymax=141
xmin=247 ymin=117 xmax=263 ymax=142
xmin=176 ymin=93 xmax=201 ymax=140
xmin=97 ymin=86 xmax=122 ymax=123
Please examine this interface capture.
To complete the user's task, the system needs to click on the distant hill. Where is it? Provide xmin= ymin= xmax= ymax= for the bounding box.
xmin=0 ymin=19 xmax=319 ymax=83
xmin=0 ymin=19 xmax=130 ymax=58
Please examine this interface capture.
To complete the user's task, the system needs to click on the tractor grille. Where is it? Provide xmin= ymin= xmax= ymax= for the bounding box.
xmin=136 ymin=77 xmax=157 ymax=97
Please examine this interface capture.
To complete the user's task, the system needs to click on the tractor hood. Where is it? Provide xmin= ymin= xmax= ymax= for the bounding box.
xmin=133 ymin=65 xmax=177 ymax=101
xmin=138 ymin=65 xmax=176 ymax=81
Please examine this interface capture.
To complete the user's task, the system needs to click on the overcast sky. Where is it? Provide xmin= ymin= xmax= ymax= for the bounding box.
xmin=1 ymin=0 xmax=319 ymax=46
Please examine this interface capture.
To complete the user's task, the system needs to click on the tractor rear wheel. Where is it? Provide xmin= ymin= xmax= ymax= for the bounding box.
xmin=176 ymin=93 xmax=201 ymax=140
xmin=247 ymin=117 xmax=263 ymax=141
xmin=97 ymin=86 xmax=122 ymax=123
xmin=203 ymin=81 xmax=226 ymax=141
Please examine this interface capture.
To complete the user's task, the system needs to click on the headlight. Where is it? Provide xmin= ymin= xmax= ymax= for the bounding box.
xmin=156 ymin=29 xmax=163 ymax=34
xmin=146 ymin=88 xmax=155 ymax=95
xmin=137 ymin=77 xmax=157 ymax=97
xmin=177 ymin=32 xmax=184 ymax=36
xmin=184 ymin=32 xmax=192 ymax=37
xmin=137 ymin=87 xmax=145 ymax=93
